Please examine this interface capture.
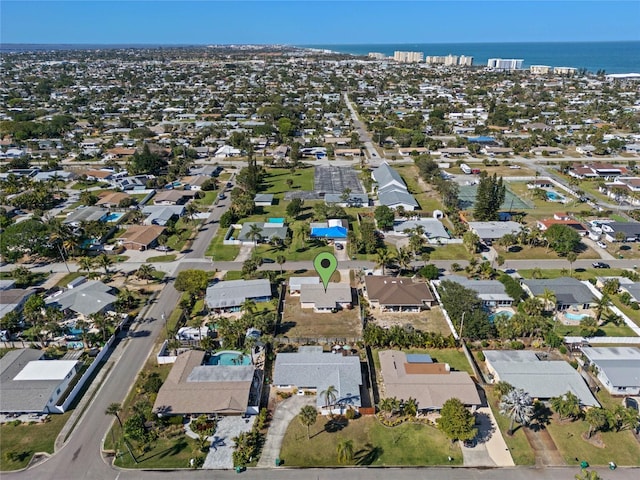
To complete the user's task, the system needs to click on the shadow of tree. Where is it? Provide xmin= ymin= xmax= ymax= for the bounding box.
xmin=324 ymin=418 xmax=348 ymax=433
xmin=354 ymin=443 xmax=383 ymax=465
xmin=529 ymin=401 xmax=552 ymax=432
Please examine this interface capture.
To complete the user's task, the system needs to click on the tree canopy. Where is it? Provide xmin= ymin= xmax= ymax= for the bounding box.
xmin=438 ymin=280 xmax=495 ymax=339
xmin=129 ymin=144 xmax=167 ymax=175
xmin=374 ymin=205 xmax=395 ymax=231
xmin=437 ymin=397 xmax=477 ymax=442
xmin=544 ymin=224 xmax=581 ymax=255
xmin=473 ymin=172 xmax=506 ymax=221
xmin=174 ymin=269 xmax=208 ymax=296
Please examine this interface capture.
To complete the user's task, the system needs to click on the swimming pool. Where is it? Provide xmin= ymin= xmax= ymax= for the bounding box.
xmin=67 ymin=341 xmax=84 ymax=350
xmin=546 ymin=190 xmax=565 ymax=202
xmin=564 ymin=312 xmax=589 ymax=321
xmin=488 ymin=311 xmax=514 ymax=323
xmin=101 ymin=212 xmax=125 ymax=223
xmin=206 ymin=350 xmax=251 ymax=366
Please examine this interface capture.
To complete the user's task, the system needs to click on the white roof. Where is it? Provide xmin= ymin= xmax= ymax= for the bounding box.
xmin=14 ymin=360 xmax=79 ymax=381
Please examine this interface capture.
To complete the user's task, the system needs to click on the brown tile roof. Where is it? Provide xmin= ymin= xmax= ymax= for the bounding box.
xmin=120 ymin=225 xmax=165 ymax=248
xmin=364 ymin=276 xmax=434 ymax=306
xmin=378 ymin=350 xmax=481 ymax=409
xmin=153 ymin=350 xmax=254 ymax=416
xmin=106 ymin=147 xmax=136 ymax=156
xmin=96 ymin=191 xmax=130 ymax=206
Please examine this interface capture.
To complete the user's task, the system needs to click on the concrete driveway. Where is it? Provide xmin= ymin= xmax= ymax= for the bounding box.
xmin=257 ymin=395 xmax=316 ymax=467
xmin=468 ymin=407 xmax=515 ymax=467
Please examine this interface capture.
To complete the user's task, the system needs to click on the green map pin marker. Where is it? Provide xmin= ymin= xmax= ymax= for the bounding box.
xmin=314 ymin=252 xmax=338 ymax=292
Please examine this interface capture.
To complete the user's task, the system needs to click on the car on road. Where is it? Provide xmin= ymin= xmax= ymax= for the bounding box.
xmin=218 ymin=193 xmax=226 ymax=200
xmin=335 ymin=243 xmax=344 ymax=250
xmin=261 ymin=258 xmax=275 ymax=264
xmin=597 ymin=241 xmax=607 ymax=249
xmin=592 ymin=262 xmax=610 ymax=269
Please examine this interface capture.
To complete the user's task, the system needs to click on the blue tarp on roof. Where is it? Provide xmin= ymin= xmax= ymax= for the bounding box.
xmin=310 ymin=226 xmax=348 ymax=239
xmin=467 ymin=136 xmax=496 ymax=143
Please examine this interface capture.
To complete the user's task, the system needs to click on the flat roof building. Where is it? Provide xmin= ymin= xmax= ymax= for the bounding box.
xmin=581 ymin=346 xmax=640 ymax=396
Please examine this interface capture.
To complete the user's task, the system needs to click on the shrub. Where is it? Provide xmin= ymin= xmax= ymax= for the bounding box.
xmin=559 ymin=345 xmax=568 ymax=355
xmin=569 ymin=360 xmax=578 ymax=369
xmin=477 ymin=351 xmax=485 ymax=362
xmin=509 ymin=340 xmax=525 ymax=350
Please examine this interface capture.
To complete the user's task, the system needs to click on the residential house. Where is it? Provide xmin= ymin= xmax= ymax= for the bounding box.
xmin=521 ymin=277 xmax=595 ymax=312
xmin=530 ymin=146 xmax=563 ymax=156
xmin=601 ymin=222 xmax=640 ymax=242
xmin=237 ymin=221 xmax=288 ymax=244
xmin=310 ymin=219 xmax=348 ymax=240
xmin=364 ymin=276 xmax=435 ymax=312
xmin=272 ymin=346 xmax=362 ymax=414
xmin=372 ymin=162 xmax=419 ymax=211
xmin=63 ymin=206 xmax=109 ymax=227
xmin=378 ymin=351 xmax=481 ymax=411
xmin=443 ymin=276 xmax=514 ymax=308
xmin=96 ymin=191 xmax=131 ymax=208
xmin=153 ymin=189 xmax=197 ymax=206
xmin=468 ymin=221 xmax=523 ymax=241
xmin=141 ymin=205 xmax=185 ymax=226
xmin=527 ymin=179 xmax=553 ymax=189
xmin=483 ymin=350 xmax=599 ymax=406
xmin=118 ymin=225 xmax=165 ymax=251
xmin=536 ymin=218 xmax=588 ymax=236
xmin=569 ymin=163 xmax=628 ymax=179
xmin=299 ymin=283 xmax=353 ymax=312
xmin=205 ymin=279 xmax=272 ymax=313
xmin=153 ymin=350 xmax=260 ymax=416
xmin=44 ymin=280 xmax=116 ymax=319
xmin=392 ymin=218 xmax=450 ymax=242
xmin=0 ymin=349 xmax=83 ymax=414
xmin=289 ymin=277 xmax=320 ymax=295
xmin=0 ymin=287 xmax=35 ymax=318
xmin=580 ymin=346 xmax=640 ymax=396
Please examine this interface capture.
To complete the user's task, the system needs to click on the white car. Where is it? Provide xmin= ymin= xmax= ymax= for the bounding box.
xmin=597 ymin=241 xmax=607 ymax=249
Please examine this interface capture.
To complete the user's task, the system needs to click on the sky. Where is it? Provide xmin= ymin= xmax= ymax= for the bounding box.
xmin=1 ymin=1 xmax=639 ymax=45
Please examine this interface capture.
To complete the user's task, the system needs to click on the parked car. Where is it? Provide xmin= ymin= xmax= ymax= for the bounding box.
xmin=592 ymin=262 xmax=610 ymax=269
xmin=218 ymin=193 xmax=226 ymax=200
xmin=335 ymin=243 xmax=344 ymax=250
xmin=597 ymin=241 xmax=607 ymax=249
xmin=261 ymin=258 xmax=275 ymax=264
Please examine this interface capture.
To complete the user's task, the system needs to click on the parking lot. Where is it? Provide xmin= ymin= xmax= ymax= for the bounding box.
xmin=314 ymin=165 xmax=365 ymax=194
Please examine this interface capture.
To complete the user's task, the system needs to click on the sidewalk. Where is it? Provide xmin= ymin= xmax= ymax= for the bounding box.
xmin=476 ymin=407 xmax=515 ymax=467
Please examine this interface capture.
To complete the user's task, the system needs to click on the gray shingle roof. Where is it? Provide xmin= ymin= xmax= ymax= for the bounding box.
xmin=581 ymin=347 xmax=640 ymax=388
xmin=393 ymin=219 xmax=450 ymax=239
xmin=45 ymin=281 xmax=116 ymax=316
xmin=273 ymin=352 xmax=362 ymax=409
xmin=300 ymin=283 xmax=352 ymax=309
xmin=205 ymin=279 xmax=272 ymax=309
xmin=378 ymin=189 xmax=419 ymax=208
xmin=372 ymin=162 xmax=405 ymax=188
xmin=522 ymin=277 xmax=594 ymax=305
xmin=468 ymin=221 xmax=523 ymax=240
xmin=445 ymin=276 xmax=513 ymax=301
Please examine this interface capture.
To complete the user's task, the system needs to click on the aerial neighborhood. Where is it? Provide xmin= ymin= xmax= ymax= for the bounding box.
xmin=1 ymin=45 xmax=640 ymax=474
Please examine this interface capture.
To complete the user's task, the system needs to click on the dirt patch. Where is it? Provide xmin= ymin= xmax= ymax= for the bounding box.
xmin=372 ymin=307 xmax=453 ymax=336
xmin=581 ymin=432 xmax=606 ymax=448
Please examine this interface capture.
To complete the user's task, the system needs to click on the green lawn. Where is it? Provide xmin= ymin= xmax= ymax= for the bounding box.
xmin=280 ymin=415 xmax=462 ymax=466
xmin=497 ymin=245 xmax=599 ymax=260
xmin=428 ymin=244 xmax=473 ymax=261
xmin=263 ymin=166 xmax=315 ymax=194
xmin=546 ymin=419 xmax=640 ymax=466
xmin=394 ymin=164 xmax=445 ymax=213
xmin=518 ymin=268 xmax=628 ymax=281
xmin=146 ymin=254 xmax=177 ymax=263
xmin=554 ymin=323 xmax=637 ymax=338
xmin=485 ymin=387 xmax=536 ymax=465
xmin=166 ymin=218 xmax=200 ymax=252
xmin=255 ymin=240 xmax=333 ymax=262
xmin=0 ymin=412 xmax=71 ymax=470
xmin=194 ymin=190 xmax=218 ymax=207
xmin=609 ymin=296 xmax=640 ymax=328
xmin=113 ymin=432 xmax=200 ymax=469
xmin=205 ymin=230 xmax=240 ymax=261
xmin=55 ymin=271 xmax=85 ymax=287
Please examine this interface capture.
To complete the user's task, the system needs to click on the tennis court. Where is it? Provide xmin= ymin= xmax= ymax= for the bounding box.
xmin=458 ymin=185 xmax=533 ymax=211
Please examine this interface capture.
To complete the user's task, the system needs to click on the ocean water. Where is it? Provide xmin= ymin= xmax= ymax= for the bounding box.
xmin=302 ymin=41 xmax=640 ymax=74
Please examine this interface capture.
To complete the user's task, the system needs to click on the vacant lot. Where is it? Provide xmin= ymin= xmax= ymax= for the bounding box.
xmin=280 ymin=414 xmax=462 ymax=466
xmin=373 ymin=306 xmax=453 ymax=336
xmin=279 ymin=292 xmax=361 ymax=339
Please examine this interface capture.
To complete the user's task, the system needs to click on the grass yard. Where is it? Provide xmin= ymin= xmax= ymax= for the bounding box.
xmin=279 ymin=415 xmax=462 ymax=466
xmin=146 ymin=254 xmax=177 ymax=263
xmin=194 ymin=190 xmax=218 ymax=206
xmin=55 ymin=271 xmax=85 ymax=287
xmin=113 ymin=434 xmax=200 ymax=469
xmin=205 ymin=231 xmax=240 ymax=260
xmin=545 ymin=419 xmax=640 ymax=466
xmin=278 ymin=292 xmax=361 ymax=339
xmin=394 ymin=165 xmax=445 ymax=213
xmin=485 ymin=387 xmax=536 ymax=465
xmin=554 ymin=322 xmax=637 ymax=338
xmin=0 ymin=412 xmax=72 ymax=470
xmin=166 ymin=218 xmax=200 ymax=252
xmin=255 ymin=240 xmax=334 ymax=262
xmin=427 ymin=243 xmax=473 ymax=261
xmin=517 ymin=268 xmax=628 ymax=281
xmin=610 ymin=296 xmax=640 ymax=328
xmin=496 ymin=245 xmax=599 ymax=260
xmin=263 ymin=166 xmax=315 ymax=194
xmin=505 ymin=182 xmax=586 ymax=221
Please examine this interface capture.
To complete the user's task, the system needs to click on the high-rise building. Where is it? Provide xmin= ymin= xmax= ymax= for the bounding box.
xmin=426 ymin=54 xmax=473 ymax=66
xmin=487 ymin=58 xmax=524 ymax=70
xmin=426 ymin=55 xmax=445 ymax=65
xmin=394 ymin=51 xmax=424 ymax=63
xmin=444 ymin=54 xmax=459 ymax=66
xmin=459 ymin=55 xmax=474 ymax=67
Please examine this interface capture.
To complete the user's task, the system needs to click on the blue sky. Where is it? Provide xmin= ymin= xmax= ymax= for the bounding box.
xmin=2 ymin=1 xmax=639 ymax=45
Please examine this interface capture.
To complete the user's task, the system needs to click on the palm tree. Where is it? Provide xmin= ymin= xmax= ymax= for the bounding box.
xmin=247 ymin=223 xmax=263 ymax=247
xmin=276 ymin=254 xmax=286 ymax=274
xmin=396 ymin=247 xmax=413 ymax=274
xmin=105 ymin=402 xmax=137 ymax=463
xmin=241 ymin=298 xmax=257 ymax=315
xmin=136 ymin=264 xmax=156 ymax=283
xmin=298 ymin=405 xmax=318 ymax=440
xmin=78 ymin=256 xmax=95 ymax=276
xmin=539 ymin=288 xmax=557 ymax=314
xmin=575 ymin=470 xmax=603 ymax=480
xmin=585 ymin=407 xmax=608 ymax=439
xmin=531 ymin=267 xmax=543 ymax=279
xmin=409 ymin=233 xmax=425 ymax=256
xmin=403 ymin=397 xmax=418 ymax=417
xmin=551 ymin=392 xmax=581 ymax=421
xmin=592 ymin=294 xmax=611 ymax=323
xmin=499 ymin=388 xmax=534 ymax=435
xmin=336 ymin=439 xmax=354 ymax=464
xmin=379 ymin=397 xmax=395 ymax=418
xmin=97 ymin=254 xmax=113 ymax=275
xmin=321 ymin=385 xmax=338 ymax=413
xmin=375 ymin=248 xmax=395 ymax=275
xmin=184 ymin=202 xmax=199 ymax=223
xmin=566 ymin=252 xmax=577 ymax=277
